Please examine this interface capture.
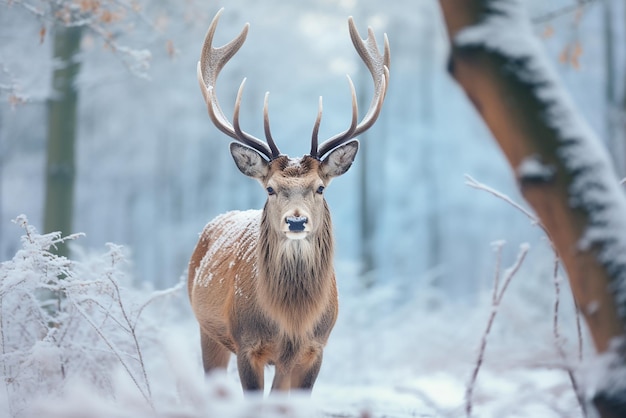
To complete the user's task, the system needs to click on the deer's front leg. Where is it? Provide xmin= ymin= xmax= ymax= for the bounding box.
xmin=290 ymin=344 xmax=323 ymax=390
xmin=200 ymin=330 xmax=231 ymax=374
xmin=270 ymin=366 xmax=292 ymax=392
xmin=237 ymin=348 xmax=267 ymax=392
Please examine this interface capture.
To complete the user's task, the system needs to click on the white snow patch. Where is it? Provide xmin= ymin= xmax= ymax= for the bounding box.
xmin=193 ymin=209 xmax=261 ymax=288
xmin=0 ymin=221 xmax=588 ymax=417
xmin=517 ymin=155 xmax=556 ymax=182
xmin=455 ymin=0 xmax=626 ymax=322
xmin=586 ymin=300 xmax=600 ymax=315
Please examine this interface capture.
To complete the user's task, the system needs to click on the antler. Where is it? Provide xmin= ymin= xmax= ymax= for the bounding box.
xmin=310 ymin=17 xmax=390 ymax=160
xmin=197 ymin=8 xmax=281 ymax=160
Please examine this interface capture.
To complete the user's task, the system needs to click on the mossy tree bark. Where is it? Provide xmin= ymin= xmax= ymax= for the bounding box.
xmin=438 ymin=1 xmax=626 ymax=415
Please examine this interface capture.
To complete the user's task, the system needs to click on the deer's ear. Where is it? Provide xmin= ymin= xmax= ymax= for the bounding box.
xmin=230 ymin=142 xmax=269 ymax=179
xmin=321 ymin=140 xmax=359 ymax=178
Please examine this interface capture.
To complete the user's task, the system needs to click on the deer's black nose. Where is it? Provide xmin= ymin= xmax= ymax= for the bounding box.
xmin=286 ymin=216 xmax=308 ymax=232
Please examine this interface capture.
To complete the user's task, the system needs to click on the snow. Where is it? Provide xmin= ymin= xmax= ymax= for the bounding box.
xmin=456 ymin=0 xmax=626 ymax=308
xmin=0 ymin=216 xmax=588 ymax=417
xmin=456 ymin=0 xmax=626 ymax=407
xmin=194 ymin=209 xmax=260 ymax=288
xmin=516 ymin=155 xmax=556 ymax=184
xmin=457 ymin=0 xmax=626 ymax=312
xmin=1 ymin=0 xmax=624 ymax=416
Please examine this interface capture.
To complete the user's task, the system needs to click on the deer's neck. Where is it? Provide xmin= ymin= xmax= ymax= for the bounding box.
xmin=257 ymin=206 xmax=335 ymax=336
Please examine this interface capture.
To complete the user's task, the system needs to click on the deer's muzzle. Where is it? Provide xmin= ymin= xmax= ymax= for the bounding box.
xmin=286 ymin=216 xmax=308 ymax=232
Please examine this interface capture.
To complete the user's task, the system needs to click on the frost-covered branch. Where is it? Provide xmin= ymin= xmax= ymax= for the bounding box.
xmin=134 ymin=279 xmax=185 ymax=325
xmin=467 ymin=173 xmax=587 ymax=412
xmin=531 ymin=0 xmax=598 ymax=24
xmin=1 ymin=0 xmax=155 ymax=105
xmin=551 ymin=254 xmax=587 ymax=417
xmin=439 ymin=0 xmax=626 ymax=415
xmin=0 ymin=216 xmax=186 ymax=415
xmin=465 ymin=242 xmax=529 ymax=418
xmin=464 ymin=174 xmax=548 ymax=238
xmin=68 ymin=293 xmax=153 ymax=408
xmin=102 ymin=244 xmax=152 ymax=401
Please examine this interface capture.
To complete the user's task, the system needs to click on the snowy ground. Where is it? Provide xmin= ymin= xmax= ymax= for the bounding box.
xmin=0 ymin=218 xmax=588 ymax=418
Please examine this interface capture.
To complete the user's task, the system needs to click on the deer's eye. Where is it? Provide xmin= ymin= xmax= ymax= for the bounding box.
xmin=316 ymin=185 xmax=325 ymax=195
xmin=267 ymin=187 xmax=276 ymax=196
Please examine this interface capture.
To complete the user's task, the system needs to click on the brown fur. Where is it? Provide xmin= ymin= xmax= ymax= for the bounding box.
xmin=188 ymin=155 xmax=343 ymax=394
xmin=191 ymin=10 xmax=388 ymax=394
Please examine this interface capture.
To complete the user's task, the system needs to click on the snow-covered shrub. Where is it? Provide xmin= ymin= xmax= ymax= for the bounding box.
xmin=0 ymin=215 xmax=175 ymax=416
xmin=0 ymin=215 xmax=320 ymax=418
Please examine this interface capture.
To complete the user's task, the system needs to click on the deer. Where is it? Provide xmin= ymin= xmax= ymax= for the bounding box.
xmin=188 ymin=8 xmax=389 ymax=394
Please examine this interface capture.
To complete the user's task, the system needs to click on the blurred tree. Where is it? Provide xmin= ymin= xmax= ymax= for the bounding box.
xmin=358 ymin=83 xmax=376 ymax=285
xmin=603 ymin=0 xmax=626 ymax=177
xmin=439 ymin=0 xmax=626 ymax=416
xmin=1 ymin=1 xmax=154 ymax=256
xmin=418 ymin=13 xmax=441 ymax=274
xmin=44 ymin=22 xmax=82 ymax=258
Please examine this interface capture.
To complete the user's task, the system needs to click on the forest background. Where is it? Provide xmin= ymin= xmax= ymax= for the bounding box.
xmin=1 ymin=0 xmax=626 ymax=416
xmin=5 ymin=0 xmax=623 ymax=293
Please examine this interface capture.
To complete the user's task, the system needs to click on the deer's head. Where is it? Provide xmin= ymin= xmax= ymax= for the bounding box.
xmin=197 ymin=9 xmax=390 ymax=241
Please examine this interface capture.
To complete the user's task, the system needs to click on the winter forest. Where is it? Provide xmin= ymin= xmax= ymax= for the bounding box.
xmin=2 ymin=0 xmax=626 ymax=416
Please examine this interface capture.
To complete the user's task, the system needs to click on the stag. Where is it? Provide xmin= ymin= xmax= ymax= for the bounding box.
xmin=188 ymin=9 xmax=389 ymax=394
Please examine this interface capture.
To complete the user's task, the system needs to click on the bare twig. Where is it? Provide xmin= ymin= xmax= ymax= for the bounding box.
xmin=104 ymin=248 xmax=152 ymax=401
xmin=531 ymin=0 xmax=598 ymax=24
xmin=466 ymin=176 xmax=588 ymax=416
xmin=69 ymin=293 xmax=154 ymax=410
xmin=465 ymin=243 xmax=529 ymax=418
xmin=133 ymin=280 xmax=184 ymax=326
xmin=575 ymin=306 xmax=583 ymax=362
xmin=552 ymin=253 xmax=588 ymax=417
xmin=464 ymin=175 xmax=551 ymax=239
xmin=491 ymin=241 xmax=505 ymax=305
xmin=553 ymin=254 xmax=562 ymax=345
xmin=0 ymin=293 xmax=15 ymax=418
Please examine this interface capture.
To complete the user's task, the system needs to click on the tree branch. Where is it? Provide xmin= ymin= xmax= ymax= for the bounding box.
xmin=438 ymin=0 xmax=626 ymax=415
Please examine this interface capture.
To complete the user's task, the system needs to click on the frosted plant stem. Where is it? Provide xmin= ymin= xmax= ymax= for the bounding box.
xmin=105 ymin=254 xmax=152 ymax=402
xmin=491 ymin=241 xmax=505 ymax=304
xmin=70 ymin=295 xmax=155 ymax=411
xmin=575 ymin=306 xmax=583 ymax=362
xmin=134 ymin=280 xmax=184 ymax=324
xmin=531 ymin=0 xmax=597 ymax=24
xmin=467 ymin=175 xmax=588 ymax=414
xmin=464 ymin=175 xmax=551 ymax=239
xmin=551 ymin=253 xmax=587 ymax=417
xmin=465 ymin=244 xmax=528 ymax=418
xmin=0 ymin=294 xmax=14 ymax=418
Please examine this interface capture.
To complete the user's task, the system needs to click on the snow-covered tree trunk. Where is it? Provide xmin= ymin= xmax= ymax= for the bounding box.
xmin=438 ymin=0 xmax=626 ymax=415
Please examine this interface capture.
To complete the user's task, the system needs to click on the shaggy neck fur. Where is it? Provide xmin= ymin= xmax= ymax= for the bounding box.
xmin=257 ymin=200 xmax=335 ymax=337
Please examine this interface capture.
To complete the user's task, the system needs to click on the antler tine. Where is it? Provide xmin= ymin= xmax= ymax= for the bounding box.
xmin=197 ymin=8 xmax=279 ymax=160
xmin=311 ymin=75 xmax=359 ymax=159
xmin=263 ymin=92 xmax=281 ymax=159
xmin=314 ymin=16 xmax=390 ymax=159
xmin=310 ymin=96 xmax=324 ymax=157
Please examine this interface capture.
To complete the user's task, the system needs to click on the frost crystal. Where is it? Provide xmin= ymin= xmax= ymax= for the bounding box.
xmin=194 ymin=210 xmax=261 ymax=288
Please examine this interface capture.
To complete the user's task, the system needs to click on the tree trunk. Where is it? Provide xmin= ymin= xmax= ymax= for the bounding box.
xmin=44 ymin=23 xmax=82 ymax=258
xmin=622 ymin=0 xmax=626 ymax=176
xmin=604 ymin=0 xmax=625 ymax=176
xmin=438 ymin=0 xmax=626 ymax=415
xmin=358 ymin=114 xmax=376 ymax=286
xmin=358 ymin=62 xmax=377 ymax=286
